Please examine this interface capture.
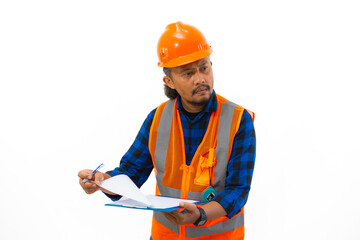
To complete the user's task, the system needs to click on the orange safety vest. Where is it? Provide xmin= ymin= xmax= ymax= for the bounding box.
xmin=148 ymin=94 xmax=254 ymax=240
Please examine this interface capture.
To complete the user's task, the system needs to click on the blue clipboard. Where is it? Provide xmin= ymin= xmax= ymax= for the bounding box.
xmin=105 ymin=195 xmax=199 ymax=212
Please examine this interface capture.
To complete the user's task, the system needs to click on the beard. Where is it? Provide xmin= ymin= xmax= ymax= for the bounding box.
xmin=188 ymin=84 xmax=211 ymax=106
xmin=188 ymin=98 xmax=211 ymax=106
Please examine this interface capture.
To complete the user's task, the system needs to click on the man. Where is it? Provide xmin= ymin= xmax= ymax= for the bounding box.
xmin=78 ymin=22 xmax=256 ymax=240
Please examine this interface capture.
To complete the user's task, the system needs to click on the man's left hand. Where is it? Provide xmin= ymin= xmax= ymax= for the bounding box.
xmin=163 ymin=202 xmax=201 ymax=225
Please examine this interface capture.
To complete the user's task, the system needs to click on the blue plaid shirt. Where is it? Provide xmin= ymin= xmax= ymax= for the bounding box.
xmin=106 ymin=91 xmax=256 ymax=219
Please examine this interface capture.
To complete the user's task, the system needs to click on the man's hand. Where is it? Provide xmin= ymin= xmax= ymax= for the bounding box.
xmin=78 ymin=169 xmax=109 ymax=194
xmin=163 ymin=202 xmax=201 ymax=225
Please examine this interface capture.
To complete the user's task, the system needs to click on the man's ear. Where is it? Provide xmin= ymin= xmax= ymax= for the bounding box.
xmin=163 ymin=76 xmax=175 ymax=89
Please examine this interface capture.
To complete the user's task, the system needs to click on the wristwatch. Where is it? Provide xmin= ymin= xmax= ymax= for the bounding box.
xmin=193 ymin=207 xmax=207 ymax=226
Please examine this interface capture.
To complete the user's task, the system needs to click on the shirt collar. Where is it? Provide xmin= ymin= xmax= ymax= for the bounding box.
xmin=176 ymin=90 xmax=217 ymax=113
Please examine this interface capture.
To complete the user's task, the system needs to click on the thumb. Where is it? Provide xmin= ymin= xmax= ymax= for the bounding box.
xmin=94 ymin=172 xmax=104 ymax=185
xmin=180 ymin=202 xmax=197 ymax=213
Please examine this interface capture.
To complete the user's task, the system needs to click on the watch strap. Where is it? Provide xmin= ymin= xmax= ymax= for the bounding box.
xmin=193 ymin=207 xmax=207 ymax=226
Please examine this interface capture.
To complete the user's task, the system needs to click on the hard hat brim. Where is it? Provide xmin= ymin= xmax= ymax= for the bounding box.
xmin=158 ymin=49 xmax=213 ymax=68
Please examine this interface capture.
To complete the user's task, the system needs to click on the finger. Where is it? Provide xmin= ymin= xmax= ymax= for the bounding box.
xmin=94 ymin=185 xmax=101 ymax=192
xmin=82 ymin=180 xmax=97 ymax=191
xmin=180 ymin=202 xmax=197 ymax=213
xmin=94 ymin=172 xmax=104 ymax=185
xmin=78 ymin=169 xmax=93 ymax=179
xmin=79 ymin=179 xmax=96 ymax=194
xmin=84 ymin=181 xmax=97 ymax=188
xmin=79 ymin=177 xmax=91 ymax=187
xmin=168 ymin=210 xmax=182 ymax=218
xmin=169 ymin=209 xmax=189 ymax=224
xmin=163 ymin=212 xmax=178 ymax=225
xmin=86 ymin=185 xmax=99 ymax=194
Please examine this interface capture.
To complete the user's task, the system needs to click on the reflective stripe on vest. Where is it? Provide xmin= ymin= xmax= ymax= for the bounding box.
xmin=213 ymin=100 xmax=239 ymax=192
xmin=153 ymin=211 xmax=179 ymax=234
xmin=152 ymin=212 xmax=245 ymax=239
xmin=185 ymin=212 xmax=245 ymax=238
xmin=150 ymin=94 xmax=249 ymax=239
xmin=153 ymin=99 xmax=182 ymax=197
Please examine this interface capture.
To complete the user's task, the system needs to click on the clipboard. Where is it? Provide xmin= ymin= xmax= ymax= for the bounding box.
xmin=105 ymin=195 xmax=199 ymax=212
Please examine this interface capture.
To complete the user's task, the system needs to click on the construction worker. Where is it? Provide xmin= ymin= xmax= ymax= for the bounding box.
xmin=78 ymin=21 xmax=256 ymax=240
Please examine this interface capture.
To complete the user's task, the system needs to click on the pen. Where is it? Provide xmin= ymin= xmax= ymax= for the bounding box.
xmin=82 ymin=163 xmax=104 ymax=184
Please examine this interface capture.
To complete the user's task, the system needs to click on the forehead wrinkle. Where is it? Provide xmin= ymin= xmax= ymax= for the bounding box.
xmin=179 ymin=60 xmax=209 ymax=72
xmin=174 ymin=64 xmax=194 ymax=74
xmin=179 ymin=67 xmax=193 ymax=73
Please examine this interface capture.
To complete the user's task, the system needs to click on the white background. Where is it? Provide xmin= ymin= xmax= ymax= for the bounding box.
xmin=1 ymin=0 xmax=359 ymax=239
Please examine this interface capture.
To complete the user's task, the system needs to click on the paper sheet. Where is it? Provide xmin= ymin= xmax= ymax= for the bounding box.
xmin=100 ymin=174 xmax=151 ymax=205
xmin=106 ymin=195 xmax=198 ymax=211
xmin=99 ymin=174 xmax=198 ymax=211
xmin=145 ymin=195 xmax=198 ymax=209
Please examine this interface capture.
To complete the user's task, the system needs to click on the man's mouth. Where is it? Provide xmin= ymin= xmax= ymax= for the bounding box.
xmin=193 ymin=85 xmax=210 ymax=95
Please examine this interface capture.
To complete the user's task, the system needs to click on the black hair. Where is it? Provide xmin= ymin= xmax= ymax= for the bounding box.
xmin=163 ymin=67 xmax=178 ymax=100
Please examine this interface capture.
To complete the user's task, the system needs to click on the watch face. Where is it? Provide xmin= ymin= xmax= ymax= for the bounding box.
xmin=198 ymin=219 xmax=206 ymax=226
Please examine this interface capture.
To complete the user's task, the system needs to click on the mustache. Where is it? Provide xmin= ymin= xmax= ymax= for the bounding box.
xmin=192 ymin=84 xmax=210 ymax=95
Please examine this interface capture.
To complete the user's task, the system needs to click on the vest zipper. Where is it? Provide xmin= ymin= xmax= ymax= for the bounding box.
xmin=181 ymin=164 xmax=192 ymax=199
xmin=180 ymin=164 xmax=192 ymax=240
xmin=182 ymin=119 xmax=194 ymax=199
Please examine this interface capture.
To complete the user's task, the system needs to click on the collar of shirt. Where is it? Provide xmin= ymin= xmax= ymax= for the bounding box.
xmin=176 ymin=90 xmax=218 ymax=116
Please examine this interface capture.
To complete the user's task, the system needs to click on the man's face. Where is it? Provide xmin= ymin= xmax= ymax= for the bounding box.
xmin=163 ymin=57 xmax=214 ymax=112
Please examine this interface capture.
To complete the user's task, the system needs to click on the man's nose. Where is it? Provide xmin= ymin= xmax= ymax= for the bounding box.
xmin=193 ymin=70 xmax=205 ymax=85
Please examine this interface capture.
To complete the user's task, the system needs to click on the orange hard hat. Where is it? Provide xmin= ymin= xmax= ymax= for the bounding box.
xmin=157 ymin=22 xmax=213 ymax=68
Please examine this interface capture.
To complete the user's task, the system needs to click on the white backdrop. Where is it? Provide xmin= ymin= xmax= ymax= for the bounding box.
xmin=1 ymin=1 xmax=359 ymax=239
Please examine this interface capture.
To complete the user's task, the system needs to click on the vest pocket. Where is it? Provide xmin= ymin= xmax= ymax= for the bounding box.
xmin=194 ymin=148 xmax=216 ymax=186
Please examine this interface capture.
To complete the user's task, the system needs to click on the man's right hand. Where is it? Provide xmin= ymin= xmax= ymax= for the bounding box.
xmin=78 ymin=169 xmax=110 ymax=194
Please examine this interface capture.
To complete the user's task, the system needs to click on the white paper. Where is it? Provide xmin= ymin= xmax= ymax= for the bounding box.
xmin=99 ymin=174 xmax=151 ymax=206
xmin=109 ymin=195 xmax=198 ymax=210
xmin=99 ymin=174 xmax=198 ymax=210
xmin=145 ymin=195 xmax=198 ymax=209
xmin=113 ymin=197 xmax=149 ymax=208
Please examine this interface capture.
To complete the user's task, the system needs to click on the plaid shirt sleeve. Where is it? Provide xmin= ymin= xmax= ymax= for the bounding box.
xmin=213 ymin=109 xmax=256 ymax=219
xmin=104 ymin=108 xmax=156 ymax=201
